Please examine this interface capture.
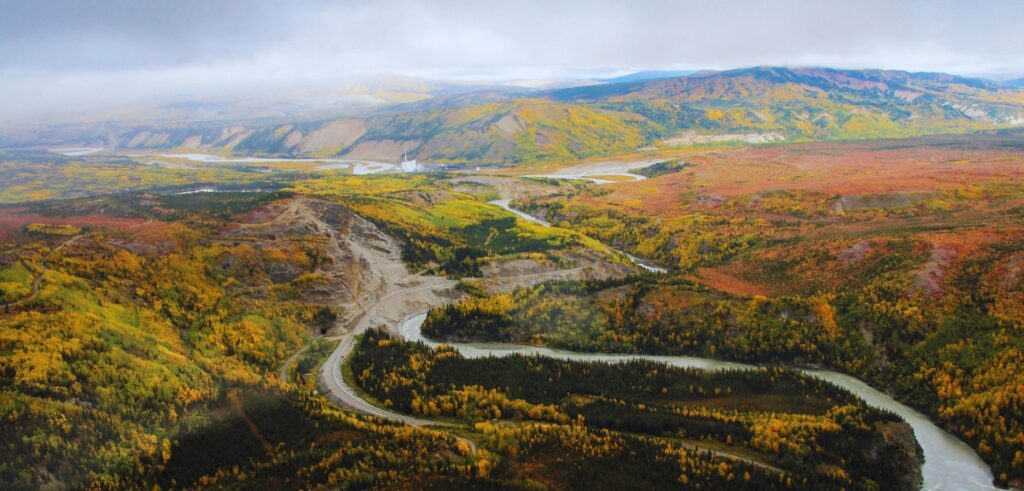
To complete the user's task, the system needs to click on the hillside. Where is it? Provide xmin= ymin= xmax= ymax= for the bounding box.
xmin=552 ymin=66 xmax=1024 ymax=140
xmin=6 ymin=67 xmax=1024 ymax=164
xmin=356 ymin=98 xmax=655 ymax=163
xmin=7 ymin=99 xmax=652 ymax=165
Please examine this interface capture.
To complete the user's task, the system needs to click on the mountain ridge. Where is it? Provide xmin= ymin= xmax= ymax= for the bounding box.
xmin=597 ymin=70 xmax=698 ymax=84
xmin=6 ymin=66 xmax=1023 ymax=163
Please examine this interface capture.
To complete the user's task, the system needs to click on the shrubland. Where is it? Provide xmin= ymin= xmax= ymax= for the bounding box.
xmin=429 ymin=133 xmax=1024 ymax=487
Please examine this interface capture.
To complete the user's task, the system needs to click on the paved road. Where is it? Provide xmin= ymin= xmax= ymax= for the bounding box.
xmin=309 ymin=274 xmax=772 ymax=464
xmin=290 ymin=200 xmax=666 ymax=445
xmin=286 ymin=219 xmax=783 ymax=468
xmin=316 ymin=280 xmax=459 ymax=427
xmin=275 ymin=187 xmax=993 ymax=487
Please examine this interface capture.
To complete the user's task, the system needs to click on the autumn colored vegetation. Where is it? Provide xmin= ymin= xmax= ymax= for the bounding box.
xmin=1 ymin=128 xmax=1021 ymax=488
xmin=290 ymin=174 xmax=597 ymax=276
xmin=351 ymin=328 xmax=921 ymax=490
xmin=0 ymin=170 xmax=625 ymax=489
xmin=428 ymin=132 xmax=1024 ymax=487
xmin=0 ymin=181 xmax=556 ymax=489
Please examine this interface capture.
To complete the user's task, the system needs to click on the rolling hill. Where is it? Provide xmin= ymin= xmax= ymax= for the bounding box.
xmin=356 ymin=98 xmax=655 ymax=163
xmin=6 ymin=67 xmax=1024 ymax=163
xmin=552 ymin=66 xmax=1024 ymax=140
xmin=9 ymin=99 xmax=655 ymax=165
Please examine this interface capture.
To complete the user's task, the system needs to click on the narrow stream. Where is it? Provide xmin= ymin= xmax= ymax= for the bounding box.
xmin=399 ymin=313 xmax=996 ymax=490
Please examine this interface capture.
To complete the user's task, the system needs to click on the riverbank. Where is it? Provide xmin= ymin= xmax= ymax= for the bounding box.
xmin=399 ymin=311 xmax=995 ymax=490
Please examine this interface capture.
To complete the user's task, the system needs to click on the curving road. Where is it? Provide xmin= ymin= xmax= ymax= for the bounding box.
xmin=2 ymin=235 xmax=82 ymax=309
xmin=284 ymin=194 xmax=997 ymax=489
xmin=306 ymin=275 xmax=793 ymax=469
xmin=315 ymin=279 xmax=459 ymax=427
xmin=309 ymin=277 xmax=479 ymax=452
xmin=286 ymin=197 xmax=794 ymax=469
xmin=278 ymin=343 xmax=311 ymax=382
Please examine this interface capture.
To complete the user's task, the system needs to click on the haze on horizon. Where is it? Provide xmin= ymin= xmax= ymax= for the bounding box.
xmin=2 ymin=0 xmax=1023 ymax=125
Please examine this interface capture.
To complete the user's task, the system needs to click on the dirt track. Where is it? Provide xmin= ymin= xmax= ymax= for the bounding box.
xmin=2 ymin=235 xmax=82 ymax=308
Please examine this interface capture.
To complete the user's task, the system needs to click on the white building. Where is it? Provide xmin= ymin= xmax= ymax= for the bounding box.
xmin=400 ymin=152 xmax=420 ymax=172
xmin=401 ymin=159 xmax=419 ymax=172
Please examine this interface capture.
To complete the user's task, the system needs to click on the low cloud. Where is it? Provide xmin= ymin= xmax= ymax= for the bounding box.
xmin=2 ymin=0 xmax=1022 ymax=124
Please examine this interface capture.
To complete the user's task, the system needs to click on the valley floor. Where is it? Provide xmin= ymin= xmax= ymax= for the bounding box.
xmin=2 ymin=132 xmax=1022 ymax=489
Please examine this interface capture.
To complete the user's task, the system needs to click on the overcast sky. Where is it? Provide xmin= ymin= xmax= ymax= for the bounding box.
xmin=2 ymin=0 xmax=1023 ymax=124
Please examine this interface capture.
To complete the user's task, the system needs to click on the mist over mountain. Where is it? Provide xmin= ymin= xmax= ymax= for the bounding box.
xmin=6 ymin=67 xmax=1022 ymax=165
xmin=597 ymin=70 xmax=698 ymax=84
xmin=4 ymin=0 xmax=1024 ymax=125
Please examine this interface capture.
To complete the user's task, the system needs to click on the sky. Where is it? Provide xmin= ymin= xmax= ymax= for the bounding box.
xmin=2 ymin=0 xmax=1023 ymax=124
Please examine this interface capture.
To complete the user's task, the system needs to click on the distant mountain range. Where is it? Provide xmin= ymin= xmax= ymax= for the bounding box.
xmin=1002 ymin=78 xmax=1024 ymax=89
xmin=597 ymin=70 xmax=697 ymax=84
xmin=7 ymin=67 xmax=1024 ymax=164
xmin=551 ymin=66 xmax=1024 ymax=139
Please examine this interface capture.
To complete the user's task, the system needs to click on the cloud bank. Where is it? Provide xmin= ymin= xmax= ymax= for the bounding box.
xmin=2 ymin=0 xmax=1022 ymax=123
